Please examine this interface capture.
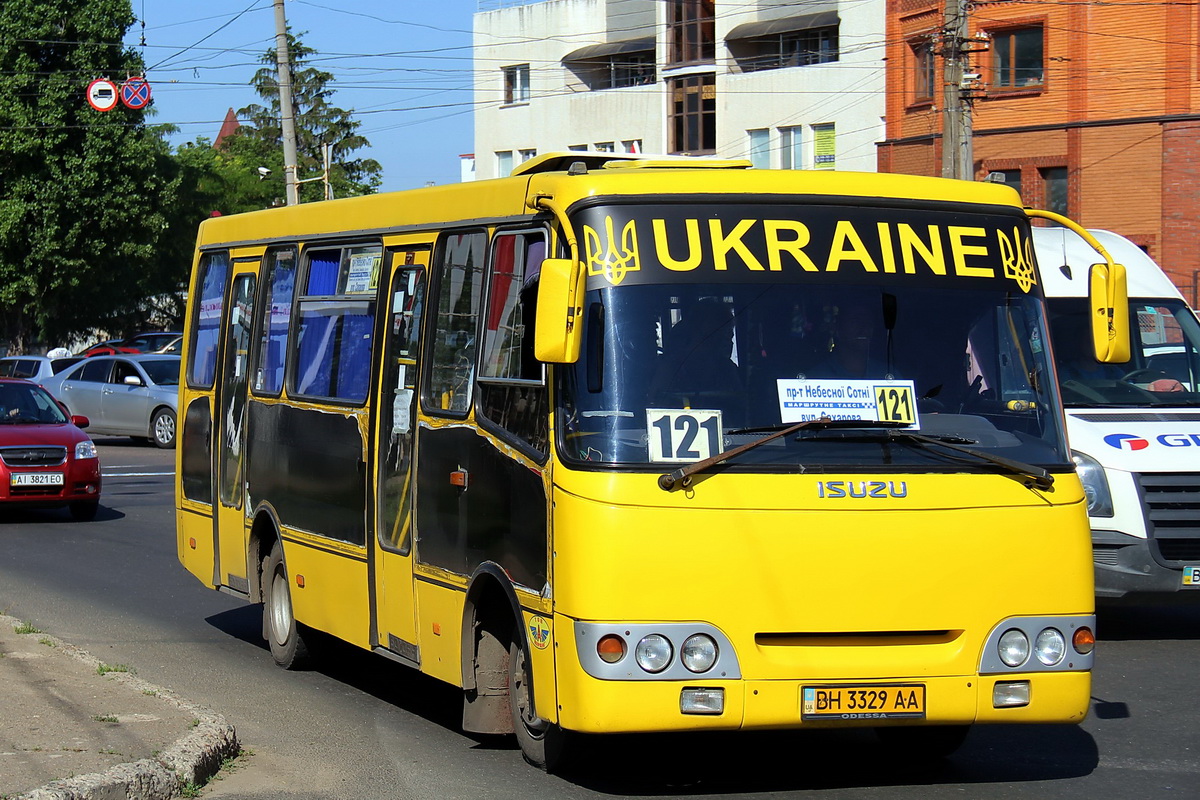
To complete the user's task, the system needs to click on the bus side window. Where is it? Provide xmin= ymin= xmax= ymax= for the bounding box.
xmin=252 ymin=247 xmax=296 ymax=396
xmin=478 ymin=230 xmax=548 ymax=452
xmin=426 ymin=231 xmax=486 ymax=415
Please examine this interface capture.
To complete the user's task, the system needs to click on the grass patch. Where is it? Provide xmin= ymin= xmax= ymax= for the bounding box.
xmin=13 ymin=621 xmax=41 ymax=635
xmin=38 ymin=637 xmax=55 ymax=647
xmin=97 ymin=663 xmax=132 ymax=676
xmin=92 ymin=714 xmax=118 ymax=723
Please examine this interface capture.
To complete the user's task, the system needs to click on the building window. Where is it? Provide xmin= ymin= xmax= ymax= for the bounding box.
xmin=622 ymin=139 xmax=643 ymax=154
xmin=669 ymin=74 xmax=716 ymax=154
xmin=780 ymin=126 xmax=803 ymax=169
xmin=669 ymin=0 xmax=715 ymax=66
xmin=996 ymin=169 xmax=1023 ymax=199
xmin=912 ymin=38 xmax=936 ymax=102
xmin=735 ymin=26 xmax=838 ymax=72
xmin=519 ymin=148 xmax=537 ymax=163
xmin=503 ymin=64 xmax=530 ymax=103
xmin=496 ymin=150 xmax=514 ymax=176
xmin=991 ymin=27 xmax=1043 ymax=89
xmin=748 ymin=129 xmax=770 ymax=169
xmin=594 ymin=141 xmax=615 ymax=152
xmin=1042 ymin=166 xmax=1068 ymax=215
xmin=812 ymin=123 xmax=835 ymax=170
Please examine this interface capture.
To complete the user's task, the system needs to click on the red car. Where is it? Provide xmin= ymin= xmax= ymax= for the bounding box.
xmin=0 ymin=378 xmax=101 ymax=520
xmin=79 ymin=339 xmax=140 ymax=357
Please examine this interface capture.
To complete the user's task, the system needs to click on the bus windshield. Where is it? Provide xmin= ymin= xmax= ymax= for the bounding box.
xmin=1048 ymin=297 xmax=1200 ymax=408
xmin=558 ymin=201 xmax=1069 ymax=470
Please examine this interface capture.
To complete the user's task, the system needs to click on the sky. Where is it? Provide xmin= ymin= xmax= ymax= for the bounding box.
xmin=124 ymin=1 xmax=482 ymax=192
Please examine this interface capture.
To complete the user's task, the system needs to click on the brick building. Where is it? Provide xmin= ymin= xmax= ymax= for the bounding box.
xmin=880 ymin=0 xmax=1200 ymax=302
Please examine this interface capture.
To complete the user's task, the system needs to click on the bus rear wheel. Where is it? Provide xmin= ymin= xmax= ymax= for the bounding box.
xmin=509 ymin=638 xmax=570 ymax=772
xmin=264 ymin=541 xmax=310 ymax=669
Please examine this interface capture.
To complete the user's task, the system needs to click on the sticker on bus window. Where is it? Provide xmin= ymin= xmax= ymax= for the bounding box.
xmin=776 ymin=379 xmax=920 ymax=429
xmin=647 ymin=409 xmax=723 ymax=463
xmin=346 ymin=254 xmax=379 ymax=293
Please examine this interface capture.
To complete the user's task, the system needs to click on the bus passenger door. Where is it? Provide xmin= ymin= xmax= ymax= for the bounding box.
xmin=213 ymin=265 xmax=257 ymax=593
xmin=374 ymin=250 xmax=428 ymax=658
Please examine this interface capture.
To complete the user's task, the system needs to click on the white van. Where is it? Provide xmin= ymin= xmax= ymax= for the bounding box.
xmin=1035 ymin=227 xmax=1200 ymax=598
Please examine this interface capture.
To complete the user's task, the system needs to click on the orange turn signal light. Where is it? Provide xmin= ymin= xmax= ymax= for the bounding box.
xmin=597 ymin=634 xmax=627 ymax=664
xmin=1073 ymin=627 xmax=1095 ymax=655
xmin=295 ymin=574 xmax=305 ymax=589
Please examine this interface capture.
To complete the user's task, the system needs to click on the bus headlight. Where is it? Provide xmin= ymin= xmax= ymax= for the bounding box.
xmin=998 ymin=629 xmax=1030 ymax=667
xmin=1072 ymin=451 xmax=1113 ymax=517
xmin=681 ymin=634 xmax=718 ymax=673
xmin=635 ymin=634 xmax=673 ymax=673
xmin=1034 ymin=628 xmax=1066 ymax=666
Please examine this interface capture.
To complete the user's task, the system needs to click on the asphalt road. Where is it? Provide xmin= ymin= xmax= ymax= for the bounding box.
xmin=2 ymin=437 xmax=1199 ymax=799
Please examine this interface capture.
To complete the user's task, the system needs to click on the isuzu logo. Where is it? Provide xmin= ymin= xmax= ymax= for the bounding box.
xmin=817 ymin=481 xmax=908 ymax=498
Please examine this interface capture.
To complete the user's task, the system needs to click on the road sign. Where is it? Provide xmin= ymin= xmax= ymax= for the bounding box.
xmin=86 ymin=78 xmax=119 ymax=112
xmin=120 ymin=77 xmax=151 ymax=110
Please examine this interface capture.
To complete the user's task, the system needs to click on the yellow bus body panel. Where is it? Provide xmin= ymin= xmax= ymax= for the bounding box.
xmin=283 ymin=534 xmax=369 ymax=649
xmin=413 ymin=574 xmax=467 ymax=686
xmin=177 ymin=506 xmax=215 ymax=588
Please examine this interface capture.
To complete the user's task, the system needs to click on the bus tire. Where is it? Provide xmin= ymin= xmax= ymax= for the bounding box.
xmin=264 ymin=541 xmax=310 ymax=669
xmin=875 ymin=724 xmax=970 ymax=759
xmin=509 ymin=638 xmax=570 ymax=772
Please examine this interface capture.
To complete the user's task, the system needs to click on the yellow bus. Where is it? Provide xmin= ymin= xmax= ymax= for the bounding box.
xmin=177 ymin=154 xmax=1108 ymax=770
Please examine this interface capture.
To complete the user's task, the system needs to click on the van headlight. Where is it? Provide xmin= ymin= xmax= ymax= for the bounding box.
xmin=1072 ymin=451 xmax=1113 ymax=517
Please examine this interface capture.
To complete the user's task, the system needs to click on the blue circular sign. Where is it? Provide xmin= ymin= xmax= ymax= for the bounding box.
xmin=120 ymin=77 xmax=151 ymax=110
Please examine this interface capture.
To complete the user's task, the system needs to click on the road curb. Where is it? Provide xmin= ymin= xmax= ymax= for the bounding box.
xmin=5 ymin=616 xmax=239 ymax=800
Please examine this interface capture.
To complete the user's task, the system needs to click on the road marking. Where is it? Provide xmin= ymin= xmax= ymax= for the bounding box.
xmin=101 ymin=471 xmax=174 ymax=477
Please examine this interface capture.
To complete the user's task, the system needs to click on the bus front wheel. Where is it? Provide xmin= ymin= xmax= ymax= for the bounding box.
xmin=509 ymin=639 xmax=570 ymax=772
xmin=264 ymin=541 xmax=310 ymax=670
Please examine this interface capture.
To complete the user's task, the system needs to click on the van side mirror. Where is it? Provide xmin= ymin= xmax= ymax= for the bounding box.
xmin=1089 ymin=261 xmax=1130 ymax=363
xmin=534 ymin=258 xmax=586 ymax=363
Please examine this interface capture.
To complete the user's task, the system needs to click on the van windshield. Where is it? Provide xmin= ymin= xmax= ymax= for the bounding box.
xmin=1047 ymin=297 xmax=1200 ymax=408
xmin=556 ymin=201 xmax=1069 ymax=471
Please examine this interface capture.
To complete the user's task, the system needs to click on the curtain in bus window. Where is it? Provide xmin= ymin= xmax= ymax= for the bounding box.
xmin=255 ymin=249 xmax=295 ymax=395
xmin=190 ymin=253 xmax=229 ymax=388
xmin=307 ymin=252 xmax=341 ymax=295
xmin=294 ymin=301 xmax=374 ymax=402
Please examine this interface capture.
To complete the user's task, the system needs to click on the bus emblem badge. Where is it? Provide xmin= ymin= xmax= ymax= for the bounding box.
xmin=998 ymin=227 xmax=1037 ymax=294
xmin=584 ymin=216 xmax=640 ymax=286
xmin=528 ymin=616 xmax=551 ymax=649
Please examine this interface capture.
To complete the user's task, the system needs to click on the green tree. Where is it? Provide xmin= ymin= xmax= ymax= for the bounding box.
xmin=0 ymin=0 xmax=180 ymax=351
xmin=233 ymin=32 xmax=382 ymax=203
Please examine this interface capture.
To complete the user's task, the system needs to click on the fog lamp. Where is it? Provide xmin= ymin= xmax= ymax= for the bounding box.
xmin=680 ymin=687 xmax=724 ymax=715
xmin=993 ymin=681 xmax=1030 ymax=708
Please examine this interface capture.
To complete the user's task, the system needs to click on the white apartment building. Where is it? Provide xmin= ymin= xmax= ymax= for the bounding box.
xmin=471 ymin=0 xmax=885 ymax=180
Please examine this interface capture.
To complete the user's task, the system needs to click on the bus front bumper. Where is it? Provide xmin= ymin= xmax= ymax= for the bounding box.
xmin=554 ymin=671 xmax=1092 ymax=734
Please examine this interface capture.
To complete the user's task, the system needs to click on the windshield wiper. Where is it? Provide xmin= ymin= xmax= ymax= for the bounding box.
xmin=885 ymin=430 xmax=1053 ymax=490
xmin=659 ymin=418 xmax=1053 ymax=492
xmin=658 ymin=416 xmax=831 ymax=491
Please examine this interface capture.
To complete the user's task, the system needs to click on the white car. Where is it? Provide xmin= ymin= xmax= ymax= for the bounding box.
xmin=42 ymin=355 xmax=180 ymax=448
xmin=0 ymin=355 xmax=83 ymax=383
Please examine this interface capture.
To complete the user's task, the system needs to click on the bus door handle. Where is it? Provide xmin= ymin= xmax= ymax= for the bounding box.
xmin=450 ymin=469 xmax=469 ymax=489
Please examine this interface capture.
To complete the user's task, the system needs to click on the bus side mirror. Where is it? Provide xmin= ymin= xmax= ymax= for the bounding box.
xmin=534 ymin=258 xmax=585 ymax=363
xmin=1089 ymin=261 xmax=1130 ymax=363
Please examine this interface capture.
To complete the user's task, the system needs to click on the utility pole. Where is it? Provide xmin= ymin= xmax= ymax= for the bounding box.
xmin=941 ymin=0 xmax=973 ymax=180
xmin=273 ymin=0 xmax=300 ymax=206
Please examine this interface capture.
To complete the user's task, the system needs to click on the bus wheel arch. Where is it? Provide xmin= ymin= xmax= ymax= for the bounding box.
xmin=248 ymin=505 xmax=282 ymax=604
xmin=460 ymin=564 xmax=523 ymax=736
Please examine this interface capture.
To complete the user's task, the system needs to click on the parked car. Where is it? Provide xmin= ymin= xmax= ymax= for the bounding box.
xmin=0 ymin=355 xmax=83 ymax=382
xmin=152 ymin=334 xmax=183 ymax=355
xmin=121 ymin=332 xmax=183 ymax=354
xmin=42 ymin=355 xmax=180 ymax=448
xmin=0 ymin=378 xmax=101 ymax=520
xmin=78 ymin=339 xmax=139 ymax=357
